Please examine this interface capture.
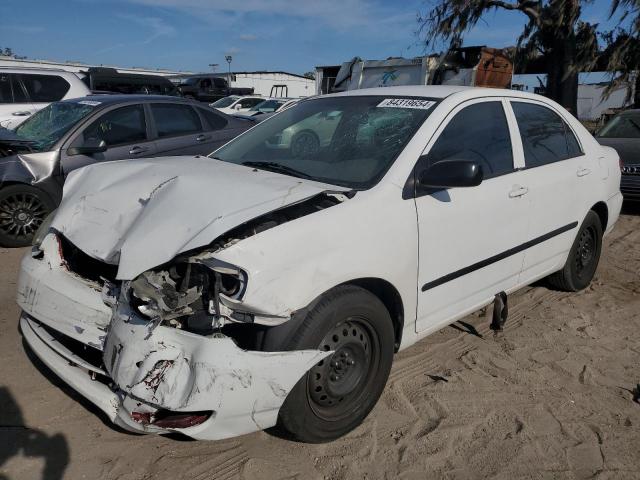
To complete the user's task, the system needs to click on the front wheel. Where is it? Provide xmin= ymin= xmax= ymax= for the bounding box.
xmin=276 ymin=285 xmax=394 ymax=443
xmin=547 ymin=210 xmax=603 ymax=291
xmin=0 ymin=185 xmax=54 ymax=247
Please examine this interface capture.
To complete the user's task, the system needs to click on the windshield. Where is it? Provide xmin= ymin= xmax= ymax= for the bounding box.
xmin=597 ymin=112 xmax=640 ymax=138
xmin=211 ymin=96 xmax=240 ymax=108
xmin=249 ymin=99 xmax=284 ymax=112
xmin=14 ymin=101 xmax=98 ymax=152
xmin=211 ymin=96 xmax=438 ymax=189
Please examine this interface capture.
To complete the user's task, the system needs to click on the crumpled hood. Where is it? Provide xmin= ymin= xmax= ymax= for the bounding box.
xmin=52 ymin=156 xmax=345 ymax=280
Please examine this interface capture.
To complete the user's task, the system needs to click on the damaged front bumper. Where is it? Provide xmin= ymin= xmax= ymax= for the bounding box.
xmin=18 ymin=234 xmax=330 ymax=440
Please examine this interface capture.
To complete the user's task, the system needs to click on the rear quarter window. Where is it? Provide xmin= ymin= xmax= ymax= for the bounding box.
xmin=20 ymin=74 xmax=71 ymax=102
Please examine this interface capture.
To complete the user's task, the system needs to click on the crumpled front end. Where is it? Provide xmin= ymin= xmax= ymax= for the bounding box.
xmin=18 ymin=233 xmax=331 ymax=440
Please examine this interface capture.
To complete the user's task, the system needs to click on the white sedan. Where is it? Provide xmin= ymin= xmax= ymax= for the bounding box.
xmin=17 ymin=86 xmax=622 ymax=443
xmin=210 ymin=95 xmax=265 ymax=115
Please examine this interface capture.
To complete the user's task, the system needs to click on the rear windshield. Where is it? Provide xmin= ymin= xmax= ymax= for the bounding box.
xmin=14 ymin=101 xmax=98 ymax=151
xmin=211 ymin=96 xmax=438 ymax=189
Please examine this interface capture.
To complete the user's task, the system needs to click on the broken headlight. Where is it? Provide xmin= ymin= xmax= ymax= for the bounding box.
xmin=129 ymin=258 xmax=247 ymax=331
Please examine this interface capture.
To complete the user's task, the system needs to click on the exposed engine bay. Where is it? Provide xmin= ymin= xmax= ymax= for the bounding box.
xmin=101 ymin=192 xmax=348 ymax=337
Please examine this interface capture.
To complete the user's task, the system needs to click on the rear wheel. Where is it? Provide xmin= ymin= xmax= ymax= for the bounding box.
xmin=275 ymin=285 xmax=394 ymax=443
xmin=0 ymin=185 xmax=54 ymax=247
xmin=547 ymin=210 xmax=603 ymax=291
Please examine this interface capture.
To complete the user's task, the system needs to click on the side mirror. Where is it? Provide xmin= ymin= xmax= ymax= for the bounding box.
xmin=67 ymin=138 xmax=107 ymax=156
xmin=418 ymin=159 xmax=483 ymax=189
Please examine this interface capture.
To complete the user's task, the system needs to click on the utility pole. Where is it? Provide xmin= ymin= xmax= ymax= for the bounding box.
xmin=225 ymin=55 xmax=232 ymax=86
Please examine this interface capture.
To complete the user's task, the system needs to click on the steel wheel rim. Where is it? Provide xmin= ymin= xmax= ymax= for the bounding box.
xmin=575 ymin=225 xmax=596 ymax=278
xmin=0 ymin=192 xmax=46 ymax=240
xmin=307 ymin=317 xmax=378 ymax=421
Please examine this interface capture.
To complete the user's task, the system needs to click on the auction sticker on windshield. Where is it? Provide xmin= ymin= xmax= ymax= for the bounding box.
xmin=78 ymin=100 xmax=101 ymax=106
xmin=377 ymin=98 xmax=435 ymax=109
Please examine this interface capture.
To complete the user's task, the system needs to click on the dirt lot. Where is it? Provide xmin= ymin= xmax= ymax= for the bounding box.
xmin=1 ymin=206 xmax=639 ymax=480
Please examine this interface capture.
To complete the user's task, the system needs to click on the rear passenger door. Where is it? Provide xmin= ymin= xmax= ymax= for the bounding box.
xmin=149 ymin=103 xmax=210 ymax=156
xmin=61 ymin=104 xmax=156 ymax=174
xmin=507 ymin=100 xmax=593 ymax=284
xmin=0 ymin=73 xmax=33 ymax=128
xmin=415 ymin=99 xmax=530 ymax=334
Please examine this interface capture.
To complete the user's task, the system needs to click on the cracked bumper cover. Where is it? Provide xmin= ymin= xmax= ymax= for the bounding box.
xmin=18 ymin=236 xmax=330 ymax=440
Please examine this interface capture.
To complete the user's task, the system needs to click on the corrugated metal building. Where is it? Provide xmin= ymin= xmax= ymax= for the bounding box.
xmin=214 ymin=71 xmax=315 ymax=98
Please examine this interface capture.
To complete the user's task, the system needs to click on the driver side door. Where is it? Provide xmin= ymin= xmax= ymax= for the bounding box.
xmin=414 ymin=98 xmax=530 ymax=334
xmin=61 ymin=103 xmax=156 ymax=175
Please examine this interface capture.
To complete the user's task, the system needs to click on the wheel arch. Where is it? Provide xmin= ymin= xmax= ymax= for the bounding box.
xmin=0 ymin=181 xmax=58 ymax=207
xmin=339 ymin=277 xmax=404 ymax=352
xmin=255 ymin=277 xmax=405 ymax=353
xmin=590 ymin=201 xmax=608 ymax=231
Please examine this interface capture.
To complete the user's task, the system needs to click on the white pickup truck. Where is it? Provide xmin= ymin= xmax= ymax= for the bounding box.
xmin=17 ymin=86 xmax=622 ymax=443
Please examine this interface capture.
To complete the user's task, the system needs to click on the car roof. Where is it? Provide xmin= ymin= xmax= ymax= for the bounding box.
xmin=0 ymin=67 xmax=79 ymax=76
xmin=324 ymin=85 xmax=549 ymax=102
xmin=60 ymin=94 xmax=194 ymax=105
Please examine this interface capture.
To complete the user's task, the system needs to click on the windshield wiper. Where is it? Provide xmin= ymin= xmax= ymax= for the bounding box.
xmin=241 ymin=161 xmax=314 ymax=180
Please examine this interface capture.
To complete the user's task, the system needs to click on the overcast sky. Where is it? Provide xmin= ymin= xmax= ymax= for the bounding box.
xmin=0 ymin=0 xmax=622 ymax=74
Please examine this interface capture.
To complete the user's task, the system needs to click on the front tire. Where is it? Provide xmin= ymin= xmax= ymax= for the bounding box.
xmin=0 ymin=185 xmax=54 ymax=248
xmin=276 ymin=285 xmax=394 ymax=443
xmin=547 ymin=210 xmax=603 ymax=291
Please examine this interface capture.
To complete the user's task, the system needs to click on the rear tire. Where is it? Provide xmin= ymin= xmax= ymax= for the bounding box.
xmin=547 ymin=210 xmax=603 ymax=291
xmin=0 ymin=184 xmax=54 ymax=248
xmin=275 ymin=285 xmax=394 ymax=443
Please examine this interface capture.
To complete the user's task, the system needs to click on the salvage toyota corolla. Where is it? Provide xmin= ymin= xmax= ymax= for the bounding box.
xmin=17 ymin=86 xmax=623 ymax=443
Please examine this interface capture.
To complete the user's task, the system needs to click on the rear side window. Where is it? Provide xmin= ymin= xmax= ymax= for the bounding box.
xmin=213 ymin=78 xmax=226 ymax=88
xmin=21 ymin=74 xmax=71 ymax=102
xmin=427 ymin=101 xmax=514 ymax=178
xmin=151 ymin=103 xmax=202 ymax=137
xmin=512 ymin=102 xmax=582 ymax=167
xmin=83 ymin=105 xmax=147 ymax=146
xmin=199 ymin=108 xmax=228 ymax=130
xmin=0 ymin=74 xmax=12 ymax=103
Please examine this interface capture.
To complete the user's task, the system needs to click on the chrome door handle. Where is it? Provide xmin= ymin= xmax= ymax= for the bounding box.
xmin=196 ymin=134 xmax=211 ymax=142
xmin=508 ymin=185 xmax=529 ymax=198
xmin=12 ymin=111 xmax=31 ymax=116
xmin=129 ymin=146 xmax=148 ymax=155
xmin=577 ymin=167 xmax=591 ymax=177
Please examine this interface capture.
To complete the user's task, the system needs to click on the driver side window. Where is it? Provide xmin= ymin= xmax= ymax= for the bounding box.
xmin=82 ymin=105 xmax=147 ymax=147
xmin=427 ymin=101 xmax=514 ymax=179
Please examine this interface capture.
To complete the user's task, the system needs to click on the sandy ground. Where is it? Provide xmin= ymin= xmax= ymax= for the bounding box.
xmin=1 ymin=205 xmax=639 ymax=480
